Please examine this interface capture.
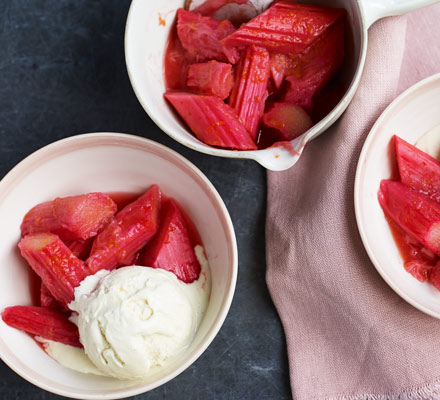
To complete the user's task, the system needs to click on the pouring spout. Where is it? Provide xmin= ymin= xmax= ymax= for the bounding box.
xmin=250 ymin=133 xmax=308 ymax=171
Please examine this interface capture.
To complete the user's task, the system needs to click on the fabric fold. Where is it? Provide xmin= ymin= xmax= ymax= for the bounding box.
xmin=266 ymin=5 xmax=440 ymax=400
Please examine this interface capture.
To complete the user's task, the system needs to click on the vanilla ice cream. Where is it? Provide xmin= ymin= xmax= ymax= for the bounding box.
xmin=58 ymin=245 xmax=211 ymax=379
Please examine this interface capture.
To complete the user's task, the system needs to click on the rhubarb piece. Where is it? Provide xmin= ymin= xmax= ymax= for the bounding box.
xmin=143 ymin=199 xmax=201 ymax=283
xmin=177 ymin=9 xmax=239 ymax=64
xmin=165 ymin=92 xmax=257 ymax=150
xmin=269 ymin=52 xmax=302 ymax=89
xmin=404 ymin=260 xmax=433 ymax=283
xmin=165 ymin=28 xmax=193 ymax=91
xmin=192 ymin=0 xmax=247 ymax=16
xmin=395 ymin=135 xmax=440 ymax=204
xmin=284 ymin=21 xmax=344 ymax=112
xmin=2 ymin=306 xmax=81 ymax=347
xmin=19 ymin=233 xmax=90 ymax=305
xmin=40 ymin=282 xmax=60 ymax=310
xmin=270 ymin=53 xmax=290 ymax=89
xmin=87 ymin=185 xmax=162 ymax=273
xmin=187 ymin=61 xmax=233 ymax=100
xmin=21 ymin=193 xmax=117 ymax=241
xmin=228 ymin=45 xmax=270 ymax=139
xmin=262 ymin=102 xmax=313 ymax=141
xmin=378 ymin=180 xmax=440 ymax=256
xmin=222 ymin=2 xmax=346 ymax=54
xmin=67 ymin=239 xmax=93 ymax=260
xmin=53 ymin=193 xmax=116 ymax=239
xmin=20 ymin=201 xmax=72 ymax=241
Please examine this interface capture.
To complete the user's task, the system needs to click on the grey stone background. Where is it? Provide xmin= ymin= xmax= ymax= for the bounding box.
xmin=0 ymin=1 xmax=291 ymax=399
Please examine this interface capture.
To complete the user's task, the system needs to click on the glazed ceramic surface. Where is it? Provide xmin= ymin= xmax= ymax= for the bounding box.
xmin=125 ymin=0 xmax=437 ymax=170
xmin=355 ymin=73 xmax=440 ymax=318
xmin=0 ymin=133 xmax=237 ymax=399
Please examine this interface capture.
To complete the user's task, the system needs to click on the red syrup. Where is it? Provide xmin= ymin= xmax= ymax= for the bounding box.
xmin=385 ymin=213 xmax=438 ymax=282
xmin=107 ymin=191 xmax=143 ymax=211
xmin=163 ymin=12 xmax=347 ymax=151
xmin=27 ymin=269 xmax=43 ymax=307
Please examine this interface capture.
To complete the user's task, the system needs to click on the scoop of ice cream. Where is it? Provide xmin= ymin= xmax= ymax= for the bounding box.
xmin=69 ymin=266 xmax=195 ymax=379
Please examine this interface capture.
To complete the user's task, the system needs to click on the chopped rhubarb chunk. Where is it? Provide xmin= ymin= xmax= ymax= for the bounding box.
xmin=262 ymin=102 xmax=313 ymax=141
xmin=187 ymin=61 xmax=233 ymax=100
xmin=177 ymin=9 xmax=239 ymax=64
xmin=165 ymin=92 xmax=257 ymax=150
xmin=19 ymin=233 xmax=90 ymax=305
xmin=228 ymin=45 xmax=270 ymax=139
xmin=378 ymin=180 xmax=440 ymax=256
xmin=20 ymin=201 xmax=72 ymax=241
xmin=395 ymin=135 xmax=440 ymax=203
xmin=143 ymin=199 xmax=201 ymax=283
xmin=270 ymin=53 xmax=290 ymax=89
xmin=40 ymin=282 xmax=61 ymax=310
xmin=87 ymin=185 xmax=161 ymax=273
xmin=222 ymin=2 xmax=346 ymax=54
xmin=192 ymin=0 xmax=247 ymax=16
xmin=404 ymin=260 xmax=433 ymax=283
xmin=2 ymin=306 xmax=81 ymax=347
xmin=284 ymin=21 xmax=344 ymax=112
xmin=21 ymin=193 xmax=117 ymax=241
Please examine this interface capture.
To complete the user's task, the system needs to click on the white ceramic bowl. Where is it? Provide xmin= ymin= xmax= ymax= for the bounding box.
xmin=355 ymin=73 xmax=440 ymax=318
xmin=0 ymin=133 xmax=237 ymax=399
xmin=124 ymin=0 xmax=437 ymax=171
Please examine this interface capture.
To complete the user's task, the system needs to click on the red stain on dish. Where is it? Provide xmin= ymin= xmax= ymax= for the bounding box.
xmin=158 ymin=12 xmax=166 ymax=26
xmin=298 ymin=139 xmax=307 ymax=153
xmin=269 ymin=141 xmax=299 ymax=156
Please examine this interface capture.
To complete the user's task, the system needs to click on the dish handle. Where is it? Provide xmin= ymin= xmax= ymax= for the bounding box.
xmin=362 ymin=0 xmax=439 ymax=28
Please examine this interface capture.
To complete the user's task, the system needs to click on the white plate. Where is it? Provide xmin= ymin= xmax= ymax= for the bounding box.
xmin=355 ymin=73 xmax=440 ymax=318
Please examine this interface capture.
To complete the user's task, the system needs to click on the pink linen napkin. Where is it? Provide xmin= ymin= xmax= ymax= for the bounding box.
xmin=266 ymin=5 xmax=440 ymax=400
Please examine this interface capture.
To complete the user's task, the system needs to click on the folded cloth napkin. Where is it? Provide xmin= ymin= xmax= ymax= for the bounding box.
xmin=266 ymin=5 xmax=440 ymax=400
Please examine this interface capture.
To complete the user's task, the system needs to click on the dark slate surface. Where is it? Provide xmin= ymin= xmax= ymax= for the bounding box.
xmin=0 ymin=1 xmax=291 ymax=399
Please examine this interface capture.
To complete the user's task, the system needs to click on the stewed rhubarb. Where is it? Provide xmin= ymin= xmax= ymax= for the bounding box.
xmin=6 ymin=184 xmax=207 ymax=352
xmin=378 ymin=136 xmax=440 ymax=290
xmin=144 ymin=199 xmax=201 ymax=283
xmin=87 ymin=185 xmax=162 ymax=273
xmin=164 ymin=2 xmax=347 ymax=150
xmin=395 ymin=135 xmax=440 ymax=203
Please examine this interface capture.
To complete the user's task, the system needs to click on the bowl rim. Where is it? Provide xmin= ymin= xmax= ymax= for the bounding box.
xmin=0 ymin=132 xmax=238 ymax=399
xmin=123 ymin=0 xmax=368 ymax=170
xmin=354 ymin=72 xmax=440 ymax=319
